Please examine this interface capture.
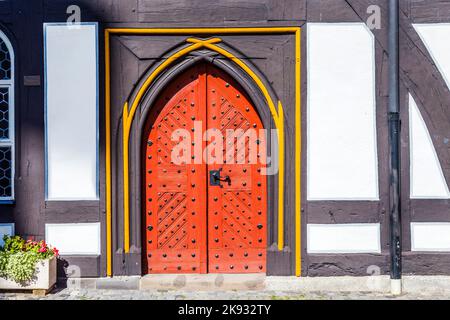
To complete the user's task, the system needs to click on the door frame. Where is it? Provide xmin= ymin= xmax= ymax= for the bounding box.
xmin=141 ymin=62 xmax=268 ymax=274
xmin=104 ymin=27 xmax=301 ymax=277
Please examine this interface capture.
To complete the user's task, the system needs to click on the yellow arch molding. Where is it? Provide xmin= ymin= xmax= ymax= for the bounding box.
xmin=104 ymin=27 xmax=301 ymax=277
xmin=105 ymin=30 xmax=112 ymax=277
xmin=121 ymin=38 xmax=222 ymax=252
xmin=122 ymin=38 xmax=284 ymax=252
xmin=295 ymin=29 xmax=302 ymax=277
xmin=186 ymin=38 xmax=287 ymax=252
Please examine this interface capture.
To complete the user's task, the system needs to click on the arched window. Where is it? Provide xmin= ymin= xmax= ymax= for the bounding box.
xmin=0 ymin=30 xmax=14 ymax=201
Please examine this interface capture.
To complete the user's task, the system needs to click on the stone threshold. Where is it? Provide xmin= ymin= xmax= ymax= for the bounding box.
xmin=57 ymin=275 xmax=450 ymax=295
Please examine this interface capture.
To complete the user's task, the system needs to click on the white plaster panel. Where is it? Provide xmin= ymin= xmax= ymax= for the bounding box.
xmin=414 ymin=24 xmax=450 ymax=95
xmin=411 ymin=223 xmax=450 ymax=252
xmin=45 ymin=24 xmax=98 ymax=200
xmin=409 ymin=94 xmax=450 ymax=199
xmin=45 ymin=223 xmax=101 ymax=255
xmin=0 ymin=223 xmax=14 ymax=247
xmin=307 ymin=23 xmax=379 ymax=201
xmin=307 ymin=223 xmax=381 ymax=254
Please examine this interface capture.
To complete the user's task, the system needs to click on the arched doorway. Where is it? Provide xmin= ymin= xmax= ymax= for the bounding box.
xmin=142 ymin=63 xmax=267 ymax=274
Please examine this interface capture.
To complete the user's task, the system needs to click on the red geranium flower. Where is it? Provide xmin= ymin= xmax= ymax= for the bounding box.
xmin=38 ymin=247 xmax=47 ymax=253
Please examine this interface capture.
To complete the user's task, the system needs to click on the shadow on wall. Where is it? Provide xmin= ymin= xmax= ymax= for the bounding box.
xmin=2 ymin=0 xmax=107 ymax=280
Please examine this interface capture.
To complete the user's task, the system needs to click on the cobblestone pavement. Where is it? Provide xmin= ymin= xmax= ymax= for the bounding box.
xmin=0 ymin=288 xmax=448 ymax=300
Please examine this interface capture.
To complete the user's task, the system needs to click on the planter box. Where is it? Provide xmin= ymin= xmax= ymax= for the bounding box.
xmin=0 ymin=257 xmax=57 ymax=293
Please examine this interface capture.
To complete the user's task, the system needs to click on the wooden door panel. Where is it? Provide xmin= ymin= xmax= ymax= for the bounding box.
xmin=206 ymin=65 xmax=267 ymax=273
xmin=144 ymin=64 xmax=207 ymax=274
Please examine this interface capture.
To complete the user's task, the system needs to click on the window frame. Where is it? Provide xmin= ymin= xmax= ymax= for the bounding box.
xmin=0 ymin=30 xmax=15 ymax=202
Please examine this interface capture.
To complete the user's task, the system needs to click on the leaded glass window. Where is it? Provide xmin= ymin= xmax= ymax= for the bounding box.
xmin=0 ymin=146 xmax=12 ymax=198
xmin=0 ymin=31 xmax=14 ymax=201
xmin=0 ymin=88 xmax=9 ymax=139
xmin=0 ymin=38 xmax=11 ymax=80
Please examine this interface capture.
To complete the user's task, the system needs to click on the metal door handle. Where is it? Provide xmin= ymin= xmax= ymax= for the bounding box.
xmin=210 ymin=169 xmax=231 ymax=187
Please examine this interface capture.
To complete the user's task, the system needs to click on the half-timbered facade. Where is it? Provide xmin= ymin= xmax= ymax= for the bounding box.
xmin=0 ymin=0 xmax=449 ymax=280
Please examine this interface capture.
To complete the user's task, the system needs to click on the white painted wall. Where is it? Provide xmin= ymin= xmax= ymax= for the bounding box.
xmin=0 ymin=223 xmax=14 ymax=247
xmin=44 ymin=24 xmax=98 ymax=200
xmin=307 ymin=224 xmax=381 ymax=254
xmin=414 ymin=24 xmax=450 ymax=94
xmin=307 ymin=23 xmax=379 ymax=201
xmin=411 ymin=223 xmax=450 ymax=252
xmin=45 ymin=223 xmax=101 ymax=255
xmin=410 ymin=24 xmax=450 ymax=199
xmin=409 ymin=95 xmax=450 ymax=199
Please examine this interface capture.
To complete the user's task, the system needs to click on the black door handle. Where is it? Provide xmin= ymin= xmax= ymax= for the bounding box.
xmin=210 ymin=169 xmax=231 ymax=187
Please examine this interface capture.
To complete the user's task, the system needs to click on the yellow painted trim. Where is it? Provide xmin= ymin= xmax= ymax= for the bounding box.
xmin=122 ymin=103 xmax=130 ymax=252
xmin=277 ymin=102 xmax=285 ymax=250
xmin=107 ymin=27 xmax=300 ymax=35
xmin=295 ymin=28 xmax=302 ymax=277
xmin=104 ymin=27 xmax=301 ymax=276
xmin=104 ymin=30 xmax=112 ymax=277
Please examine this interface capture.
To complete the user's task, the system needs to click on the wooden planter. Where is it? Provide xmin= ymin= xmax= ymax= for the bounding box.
xmin=0 ymin=257 xmax=57 ymax=295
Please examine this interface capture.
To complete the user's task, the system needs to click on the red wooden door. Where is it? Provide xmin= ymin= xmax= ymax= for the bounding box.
xmin=144 ymin=63 xmax=266 ymax=274
xmin=143 ymin=64 xmax=208 ymax=274
xmin=206 ymin=67 xmax=267 ymax=273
